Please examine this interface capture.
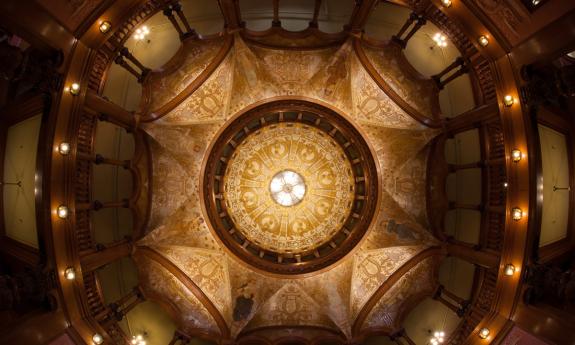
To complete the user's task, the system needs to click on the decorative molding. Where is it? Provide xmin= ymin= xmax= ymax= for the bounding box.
xmin=135 ymin=245 xmax=231 ymax=339
xmin=352 ymin=246 xmax=443 ymax=336
xmin=353 ymin=38 xmax=443 ymax=128
xmin=141 ymin=34 xmax=234 ymax=122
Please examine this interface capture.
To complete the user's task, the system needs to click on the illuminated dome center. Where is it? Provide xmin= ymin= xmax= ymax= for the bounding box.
xmin=222 ymin=123 xmax=355 ymax=254
xmin=269 ymin=170 xmax=306 ymax=206
xmin=203 ymin=102 xmax=379 ymax=274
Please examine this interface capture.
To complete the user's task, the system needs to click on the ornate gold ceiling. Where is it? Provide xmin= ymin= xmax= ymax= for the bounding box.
xmin=134 ymin=33 xmax=443 ymax=342
xmin=202 ymin=101 xmax=379 ymax=275
xmin=223 ymin=123 xmax=354 ymax=255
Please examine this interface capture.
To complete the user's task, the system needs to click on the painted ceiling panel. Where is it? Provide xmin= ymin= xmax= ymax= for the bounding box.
xmin=361 ymin=256 xmax=438 ymax=332
xmin=134 ymin=253 xmax=221 ymax=336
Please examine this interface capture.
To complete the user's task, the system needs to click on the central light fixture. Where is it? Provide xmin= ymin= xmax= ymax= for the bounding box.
xmin=433 ymin=33 xmax=448 ymax=47
xmin=430 ymin=331 xmax=446 ymax=344
xmin=270 ymin=170 xmax=306 ymax=207
xmin=133 ymin=26 xmax=150 ymax=40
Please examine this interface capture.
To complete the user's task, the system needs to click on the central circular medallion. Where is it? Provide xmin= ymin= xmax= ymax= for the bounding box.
xmin=269 ymin=170 xmax=306 ymax=206
xmin=202 ymin=100 xmax=379 ymax=275
xmin=223 ymin=123 xmax=355 ymax=255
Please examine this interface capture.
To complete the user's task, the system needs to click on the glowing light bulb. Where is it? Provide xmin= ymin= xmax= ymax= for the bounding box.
xmin=64 ymin=267 xmax=76 ymax=280
xmin=478 ymin=35 xmax=489 ymax=47
xmin=504 ymin=264 xmax=516 ymax=276
xmin=433 ymin=33 xmax=448 ymax=47
xmin=503 ymin=95 xmax=515 ymax=107
xmin=58 ymin=142 xmax=70 ymax=155
xmin=133 ymin=26 xmax=150 ymax=40
xmin=441 ymin=0 xmax=452 ymax=7
xmin=57 ymin=205 xmax=69 ymax=219
xmin=99 ymin=21 xmax=111 ymax=33
xmin=512 ymin=207 xmax=523 ymax=221
xmin=479 ymin=327 xmax=490 ymax=339
xmin=67 ymin=83 xmax=80 ymax=95
xmin=511 ymin=149 xmax=522 ymax=162
xmin=92 ymin=333 xmax=104 ymax=344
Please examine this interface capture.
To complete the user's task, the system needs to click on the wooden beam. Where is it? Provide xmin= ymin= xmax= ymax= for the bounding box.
xmin=444 ymin=102 xmax=499 ymax=134
xmin=446 ymin=241 xmax=500 ymax=269
xmin=85 ymin=91 xmax=137 ymax=129
xmin=80 ymin=239 xmax=132 ymax=273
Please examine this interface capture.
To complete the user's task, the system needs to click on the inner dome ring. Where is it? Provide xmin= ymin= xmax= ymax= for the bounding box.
xmin=201 ymin=100 xmax=379 ymax=276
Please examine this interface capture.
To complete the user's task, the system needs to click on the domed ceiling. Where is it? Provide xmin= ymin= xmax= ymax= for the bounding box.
xmin=132 ymin=33 xmax=444 ymax=342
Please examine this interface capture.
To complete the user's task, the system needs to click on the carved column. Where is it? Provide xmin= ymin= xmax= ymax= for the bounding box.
xmin=446 ymin=240 xmax=500 ymax=269
xmin=80 ymin=238 xmax=133 ymax=273
xmin=114 ymin=48 xmax=150 ymax=83
xmin=346 ymin=0 xmax=379 ymax=33
xmin=218 ymin=0 xmax=243 ymax=30
xmin=164 ymin=3 xmax=196 ymax=40
xmin=173 ymin=3 xmax=195 ymax=36
xmin=85 ymin=91 xmax=139 ymax=130
xmin=432 ymin=57 xmax=469 ymax=89
xmin=309 ymin=0 xmax=322 ymax=28
xmin=433 ymin=285 xmax=470 ymax=317
xmin=96 ymin=287 xmax=144 ymax=326
xmin=272 ymin=0 xmax=281 ymax=27
xmin=392 ymin=12 xmax=426 ymax=48
xmin=163 ymin=6 xmax=184 ymax=37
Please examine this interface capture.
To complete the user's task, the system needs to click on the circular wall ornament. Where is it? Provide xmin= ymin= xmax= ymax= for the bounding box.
xmin=202 ymin=100 xmax=379 ymax=275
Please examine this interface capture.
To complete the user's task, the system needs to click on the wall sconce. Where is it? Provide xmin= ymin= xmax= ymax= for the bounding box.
xmin=66 ymin=83 xmax=80 ymax=96
xmin=441 ymin=0 xmax=452 ymax=7
xmin=512 ymin=207 xmax=523 ymax=221
xmin=57 ymin=205 xmax=69 ymax=219
xmin=478 ymin=327 xmax=490 ymax=339
xmin=58 ymin=142 xmax=70 ymax=155
xmin=92 ymin=334 xmax=104 ymax=345
xmin=504 ymin=264 xmax=516 ymax=276
xmin=64 ymin=267 xmax=76 ymax=280
xmin=99 ymin=21 xmax=111 ymax=34
xmin=478 ymin=35 xmax=489 ymax=47
xmin=511 ymin=149 xmax=522 ymax=162
xmin=503 ymin=95 xmax=514 ymax=107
